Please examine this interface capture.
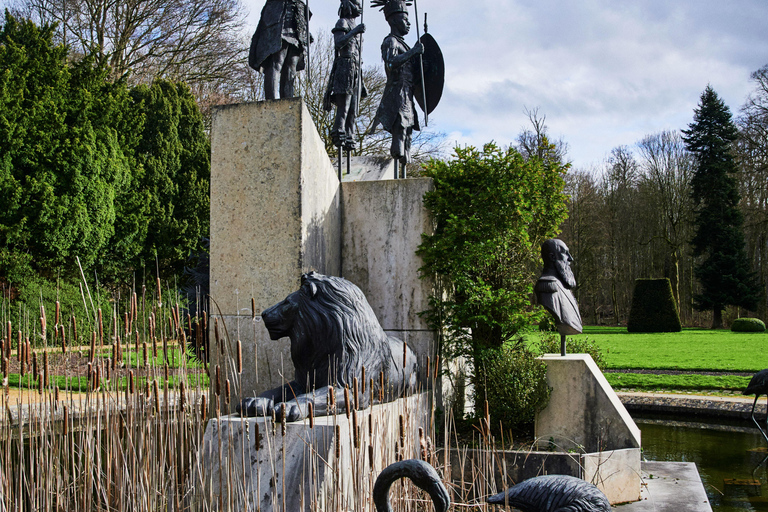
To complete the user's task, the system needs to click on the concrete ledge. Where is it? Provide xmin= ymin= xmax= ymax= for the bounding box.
xmin=201 ymin=393 xmax=430 ymax=512
xmin=617 ymin=461 xmax=712 ymax=512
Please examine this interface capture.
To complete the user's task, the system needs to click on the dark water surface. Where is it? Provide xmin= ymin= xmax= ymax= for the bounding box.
xmin=638 ymin=418 xmax=768 ymax=512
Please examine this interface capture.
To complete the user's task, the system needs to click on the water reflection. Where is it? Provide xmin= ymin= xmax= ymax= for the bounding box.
xmin=638 ymin=418 xmax=768 ymax=512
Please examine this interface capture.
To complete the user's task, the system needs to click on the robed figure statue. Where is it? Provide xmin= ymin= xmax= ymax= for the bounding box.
xmin=249 ymin=0 xmax=311 ymax=100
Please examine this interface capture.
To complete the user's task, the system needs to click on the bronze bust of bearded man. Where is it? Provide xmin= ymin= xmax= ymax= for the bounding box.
xmin=535 ymin=239 xmax=582 ymax=355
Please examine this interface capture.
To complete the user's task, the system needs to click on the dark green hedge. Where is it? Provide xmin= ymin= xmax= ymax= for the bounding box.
xmin=731 ymin=318 xmax=766 ymax=332
xmin=627 ymin=278 xmax=682 ymax=333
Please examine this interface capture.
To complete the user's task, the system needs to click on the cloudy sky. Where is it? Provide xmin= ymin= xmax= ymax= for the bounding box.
xmin=240 ymin=0 xmax=768 ymax=169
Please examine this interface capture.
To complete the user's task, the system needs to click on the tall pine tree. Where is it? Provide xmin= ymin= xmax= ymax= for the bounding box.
xmin=682 ymin=86 xmax=761 ymax=328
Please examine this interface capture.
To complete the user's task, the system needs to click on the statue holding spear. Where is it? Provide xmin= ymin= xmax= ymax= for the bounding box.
xmin=372 ymin=0 xmax=443 ymax=179
xmin=324 ymin=0 xmax=367 ymax=179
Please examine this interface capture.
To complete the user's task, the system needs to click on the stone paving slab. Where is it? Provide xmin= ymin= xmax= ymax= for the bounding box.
xmin=617 ymin=461 xmax=712 ymax=512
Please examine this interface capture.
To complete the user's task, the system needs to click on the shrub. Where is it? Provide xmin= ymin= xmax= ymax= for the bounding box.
xmin=474 ymin=342 xmax=551 ymax=432
xmin=731 ymin=318 xmax=766 ymax=332
xmin=627 ymin=278 xmax=682 ymax=333
xmin=539 ymin=332 xmax=606 ymax=370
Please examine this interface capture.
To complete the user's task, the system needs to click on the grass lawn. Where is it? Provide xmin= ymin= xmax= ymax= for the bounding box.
xmin=573 ymin=326 xmax=768 ymax=372
xmin=558 ymin=326 xmax=768 ymax=392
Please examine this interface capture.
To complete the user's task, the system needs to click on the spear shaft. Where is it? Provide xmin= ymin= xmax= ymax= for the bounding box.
xmin=413 ymin=0 xmax=427 ymax=126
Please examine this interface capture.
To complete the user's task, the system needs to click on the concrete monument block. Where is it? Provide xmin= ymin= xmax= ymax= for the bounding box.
xmin=535 ymin=353 xmax=642 ymax=504
xmin=209 ymin=98 xmax=341 ymax=402
xmin=202 ymin=393 xmax=430 ymax=512
xmin=341 ymin=178 xmax=436 ymax=366
xmin=535 ymin=354 xmax=641 ymax=452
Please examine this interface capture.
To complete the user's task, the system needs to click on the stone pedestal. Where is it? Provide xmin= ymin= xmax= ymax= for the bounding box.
xmin=209 ymin=98 xmax=341 ymax=405
xmin=201 ymin=393 xmax=430 ymax=512
xmin=535 ymin=354 xmax=642 ymax=503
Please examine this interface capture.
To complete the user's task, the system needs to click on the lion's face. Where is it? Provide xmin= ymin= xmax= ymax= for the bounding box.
xmin=261 ymin=291 xmax=300 ymax=340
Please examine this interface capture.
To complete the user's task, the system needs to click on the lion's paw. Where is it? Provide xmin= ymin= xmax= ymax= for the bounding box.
xmin=237 ymin=397 xmax=274 ymax=417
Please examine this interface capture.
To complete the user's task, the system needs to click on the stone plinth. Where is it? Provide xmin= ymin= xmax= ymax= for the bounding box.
xmin=341 ymin=178 xmax=437 ymax=372
xmin=535 ymin=354 xmax=642 ymax=504
xmin=201 ymin=393 xmax=430 ymax=512
xmin=209 ymin=98 xmax=341 ymax=404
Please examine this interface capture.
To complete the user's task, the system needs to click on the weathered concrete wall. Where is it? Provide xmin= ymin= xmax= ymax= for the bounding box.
xmin=202 ymin=393 xmax=430 ymax=512
xmin=340 ymin=178 xmax=437 ymax=371
xmin=209 ymin=98 xmax=340 ymax=406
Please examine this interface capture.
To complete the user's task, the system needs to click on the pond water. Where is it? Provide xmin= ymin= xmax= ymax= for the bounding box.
xmin=638 ymin=417 xmax=768 ymax=512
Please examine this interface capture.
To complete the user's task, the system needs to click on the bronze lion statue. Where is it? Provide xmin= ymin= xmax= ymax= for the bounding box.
xmin=238 ymin=272 xmax=419 ymax=421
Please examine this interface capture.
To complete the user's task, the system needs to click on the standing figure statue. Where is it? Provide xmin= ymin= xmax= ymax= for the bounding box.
xmin=249 ymin=0 xmax=312 ymax=100
xmin=372 ymin=0 xmax=423 ymax=178
xmin=535 ymin=239 xmax=582 ymax=356
xmin=324 ymin=0 xmax=367 ymax=153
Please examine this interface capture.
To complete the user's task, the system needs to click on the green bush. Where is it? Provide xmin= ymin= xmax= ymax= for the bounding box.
xmin=539 ymin=332 xmax=606 ymax=370
xmin=474 ymin=343 xmax=551 ymax=432
xmin=627 ymin=278 xmax=682 ymax=333
xmin=731 ymin=318 xmax=766 ymax=332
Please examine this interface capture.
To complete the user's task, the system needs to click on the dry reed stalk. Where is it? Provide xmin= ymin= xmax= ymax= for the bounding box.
xmin=344 ymin=387 xmax=351 ymax=418
xmin=89 ymin=331 xmax=96 ymax=362
xmin=43 ymin=350 xmax=49 ymax=388
xmin=16 ymin=330 xmax=21 ymax=362
xmin=236 ymin=340 xmax=242 ymax=374
xmin=98 ymin=308 xmax=103 ymax=344
xmin=72 ymin=314 xmax=78 ymax=342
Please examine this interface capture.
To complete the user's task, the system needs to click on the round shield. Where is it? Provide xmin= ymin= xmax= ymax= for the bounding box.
xmin=413 ymin=33 xmax=444 ymax=115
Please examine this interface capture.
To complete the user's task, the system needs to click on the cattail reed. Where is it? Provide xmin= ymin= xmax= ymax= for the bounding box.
xmin=72 ymin=314 xmax=78 ymax=342
xmin=129 ymin=370 xmax=135 ymax=394
xmin=434 ymin=354 xmax=440 ymax=379
xmin=98 ymin=308 xmax=103 ymax=344
xmin=40 ymin=316 xmax=45 ymax=340
xmin=25 ymin=339 xmax=30 ymax=365
xmin=201 ymin=393 xmax=207 ymax=420
xmin=328 ymin=386 xmax=336 ymax=414
xmin=280 ymin=404 xmax=286 ymax=436
xmin=379 ymin=371 xmax=385 ymax=402
xmin=403 ymin=341 xmax=407 ymax=368
xmin=344 ymin=386 xmax=350 ymax=418
xmin=353 ymin=377 xmax=359 ymax=410
xmin=152 ymin=334 xmax=158 ymax=359
xmin=60 ymin=325 xmax=66 ymax=353
xmin=225 ymin=379 xmax=231 ymax=405
xmin=369 ymin=445 xmax=374 ymax=470
xmin=215 ymin=365 xmax=221 ymax=396
xmin=55 ymin=300 xmax=60 ymax=326
xmin=38 ymin=371 xmax=43 ymax=394
xmin=40 ymin=303 xmax=46 ymax=332
xmin=15 ymin=329 xmax=20 ymax=362
xmin=308 ymin=402 xmax=314 ymax=428
xmin=156 ymin=276 xmax=162 ymax=305
xmin=335 ymin=425 xmax=341 ymax=459
xmin=180 ymin=380 xmax=186 ymax=412
xmin=1 ymin=355 xmax=5 ymax=376
xmin=142 ymin=341 xmax=149 ymax=368
xmin=43 ymin=351 xmax=49 ymax=388
xmin=399 ymin=414 xmax=405 ymax=448
xmin=63 ymin=405 xmax=69 ymax=435
xmin=419 ymin=427 xmax=427 ymax=460
xmin=89 ymin=331 xmax=96 ymax=362
xmin=32 ymin=351 xmax=38 ymax=377
xmin=5 ymin=322 xmax=10 ymax=355
xmin=352 ymin=408 xmax=359 ymax=448
xmin=236 ymin=340 xmax=242 ymax=374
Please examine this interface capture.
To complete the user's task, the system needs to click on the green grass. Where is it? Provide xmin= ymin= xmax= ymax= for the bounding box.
xmin=572 ymin=326 xmax=768 ymax=373
xmin=604 ymin=372 xmax=751 ymax=392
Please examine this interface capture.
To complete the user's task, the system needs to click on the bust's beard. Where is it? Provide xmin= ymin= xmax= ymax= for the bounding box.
xmin=555 ymin=260 xmax=577 ymax=289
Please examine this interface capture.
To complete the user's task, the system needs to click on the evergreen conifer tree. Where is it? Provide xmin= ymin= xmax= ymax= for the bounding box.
xmin=682 ymin=86 xmax=761 ymax=328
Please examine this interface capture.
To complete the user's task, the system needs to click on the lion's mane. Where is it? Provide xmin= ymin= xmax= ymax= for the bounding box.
xmin=289 ymin=272 xmax=392 ymax=390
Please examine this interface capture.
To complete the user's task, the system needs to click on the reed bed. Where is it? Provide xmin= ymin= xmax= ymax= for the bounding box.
xmin=0 ymin=281 xmax=532 ymax=511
